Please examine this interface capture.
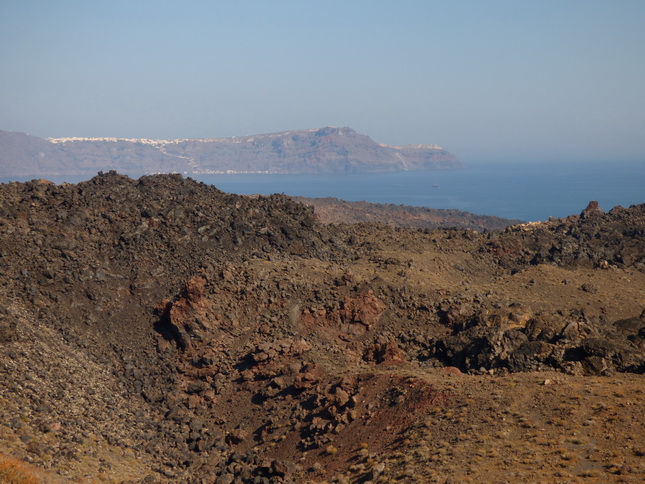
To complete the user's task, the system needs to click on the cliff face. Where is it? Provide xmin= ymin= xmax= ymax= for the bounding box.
xmin=0 ymin=130 xmax=67 ymax=176
xmin=0 ymin=127 xmax=461 ymax=178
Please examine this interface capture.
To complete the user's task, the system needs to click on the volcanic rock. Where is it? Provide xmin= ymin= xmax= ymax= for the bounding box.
xmin=0 ymin=174 xmax=643 ymax=482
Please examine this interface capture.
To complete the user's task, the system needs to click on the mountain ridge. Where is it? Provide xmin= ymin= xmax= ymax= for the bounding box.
xmin=0 ymin=127 xmax=461 ymax=178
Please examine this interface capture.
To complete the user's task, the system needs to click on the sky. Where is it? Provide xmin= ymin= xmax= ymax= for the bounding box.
xmin=1 ymin=0 xmax=644 ymax=163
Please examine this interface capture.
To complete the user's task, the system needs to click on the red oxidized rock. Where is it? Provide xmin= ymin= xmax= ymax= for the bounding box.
xmin=155 ymin=276 xmax=212 ymax=351
xmin=340 ymin=290 xmax=385 ymax=329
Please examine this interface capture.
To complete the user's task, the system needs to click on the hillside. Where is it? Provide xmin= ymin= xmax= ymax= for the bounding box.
xmin=293 ymin=196 xmax=522 ymax=231
xmin=0 ymin=173 xmax=643 ymax=483
xmin=0 ymin=127 xmax=461 ymax=178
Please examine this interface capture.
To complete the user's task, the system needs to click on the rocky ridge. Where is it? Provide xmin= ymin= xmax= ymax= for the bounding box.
xmin=0 ymin=173 xmax=643 ymax=483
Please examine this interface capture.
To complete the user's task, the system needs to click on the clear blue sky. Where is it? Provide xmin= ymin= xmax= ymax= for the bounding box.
xmin=1 ymin=0 xmax=644 ymax=162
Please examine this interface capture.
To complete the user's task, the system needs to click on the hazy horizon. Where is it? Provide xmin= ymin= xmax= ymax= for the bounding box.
xmin=1 ymin=0 xmax=644 ymax=164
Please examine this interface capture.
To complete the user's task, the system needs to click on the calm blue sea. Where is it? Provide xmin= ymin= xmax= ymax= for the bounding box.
xmin=194 ymin=161 xmax=644 ymax=222
xmin=4 ymin=161 xmax=642 ymax=222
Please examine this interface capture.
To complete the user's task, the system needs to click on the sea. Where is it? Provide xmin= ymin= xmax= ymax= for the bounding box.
xmin=193 ymin=161 xmax=645 ymax=222
xmin=4 ymin=161 xmax=643 ymax=222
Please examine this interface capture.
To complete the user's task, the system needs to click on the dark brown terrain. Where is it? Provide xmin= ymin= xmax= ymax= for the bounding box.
xmin=0 ymin=127 xmax=461 ymax=179
xmin=0 ymin=173 xmax=643 ymax=483
xmin=293 ymin=197 xmax=522 ymax=231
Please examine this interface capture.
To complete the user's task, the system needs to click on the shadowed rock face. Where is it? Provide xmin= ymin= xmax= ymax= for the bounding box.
xmin=0 ymin=173 xmax=643 ymax=483
xmin=0 ymin=127 xmax=461 ymax=178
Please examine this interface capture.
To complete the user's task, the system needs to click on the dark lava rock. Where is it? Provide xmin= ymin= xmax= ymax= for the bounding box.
xmin=0 ymin=173 xmax=643 ymax=482
xmin=425 ymin=307 xmax=644 ymax=375
xmin=581 ymin=200 xmax=602 ymax=216
xmin=494 ymin=203 xmax=645 ymax=271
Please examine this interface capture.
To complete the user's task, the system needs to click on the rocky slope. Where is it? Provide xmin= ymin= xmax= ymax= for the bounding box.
xmin=0 ymin=173 xmax=643 ymax=483
xmin=293 ymin=196 xmax=522 ymax=231
xmin=0 ymin=127 xmax=461 ymax=178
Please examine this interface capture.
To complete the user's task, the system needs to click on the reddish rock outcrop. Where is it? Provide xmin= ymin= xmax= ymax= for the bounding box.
xmin=155 ymin=276 xmax=212 ymax=352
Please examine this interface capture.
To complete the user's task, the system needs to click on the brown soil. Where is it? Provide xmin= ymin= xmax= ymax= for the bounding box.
xmin=0 ymin=173 xmax=643 ymax=483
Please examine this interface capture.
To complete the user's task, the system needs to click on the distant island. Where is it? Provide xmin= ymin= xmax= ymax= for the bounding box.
xmin=0 ymin=127 xmax=461 ymax=178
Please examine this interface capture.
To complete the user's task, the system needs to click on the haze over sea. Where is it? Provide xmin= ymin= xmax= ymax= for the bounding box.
xmin=194 ymin=160 xmax=644 ymax=223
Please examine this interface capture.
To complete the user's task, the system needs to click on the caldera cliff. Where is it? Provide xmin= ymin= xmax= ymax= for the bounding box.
xmin=0 ymin=127 xmax=461 ymax=178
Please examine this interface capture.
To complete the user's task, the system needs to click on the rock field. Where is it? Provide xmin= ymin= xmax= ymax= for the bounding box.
xmin=0 ymin=172 xmax=643 ymax=483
